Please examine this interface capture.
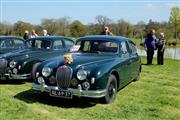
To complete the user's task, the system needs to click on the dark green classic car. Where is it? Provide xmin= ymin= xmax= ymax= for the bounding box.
xmin=32 ymin=35 xmax=141 ymax=104
xmin=0 ymin=36 xmax=24 ymax=55
xmin=0 ymin=36 xmax=74 ymax=80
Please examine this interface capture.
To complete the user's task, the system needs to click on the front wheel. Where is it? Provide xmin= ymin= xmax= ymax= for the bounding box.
xmin=102 ymin=75 xmax=117 ymax=104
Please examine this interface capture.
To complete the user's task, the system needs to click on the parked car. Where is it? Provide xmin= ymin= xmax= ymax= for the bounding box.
xmin=32 ymin=35 xmax=141 ymax=104
xmin=0 ymin=36 xmax=24 ymax=55
xmin=0 ymin=36 xmax=74 ymax=80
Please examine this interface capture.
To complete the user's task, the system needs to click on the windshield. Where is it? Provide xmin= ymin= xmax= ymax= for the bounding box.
xmin=75 ymin=40 xmax=118 ymax=53
xmin=25 ymin=39 xmax=52 ymax=49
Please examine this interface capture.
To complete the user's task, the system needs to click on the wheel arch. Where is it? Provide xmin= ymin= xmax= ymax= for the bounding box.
xmin=110 ymin=70 xmax=120 ymax=89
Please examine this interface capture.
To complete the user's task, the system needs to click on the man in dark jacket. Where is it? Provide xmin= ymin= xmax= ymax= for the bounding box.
xmin=144 ymin=29 xmax=157 ymax=65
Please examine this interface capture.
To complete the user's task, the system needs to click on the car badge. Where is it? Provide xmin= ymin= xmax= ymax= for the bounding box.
xmin=64 ymin=54 xmax=73 ymax=64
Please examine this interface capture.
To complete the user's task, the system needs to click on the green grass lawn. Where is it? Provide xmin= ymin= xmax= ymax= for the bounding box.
xmin=0 ymin=57 xmax=180 ymax=120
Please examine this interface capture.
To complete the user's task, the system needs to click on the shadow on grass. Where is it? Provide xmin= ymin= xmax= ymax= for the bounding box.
xmin=14 ymin=89 xmax=97 ymax=108
xmin=0 ymin=79 xmax=26 ymax=85
xmin=141 ymin=63 xmax=160 ymax=66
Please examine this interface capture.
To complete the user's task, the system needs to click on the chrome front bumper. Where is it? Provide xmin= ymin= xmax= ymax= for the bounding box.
xmin=5 ymin=73 xmax=31 ymax=80
xmin=32 ymin=82 xmax=107 ymax=98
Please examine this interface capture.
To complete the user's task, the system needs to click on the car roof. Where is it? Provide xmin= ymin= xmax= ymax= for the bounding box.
xmin=26 ymin=36 xmax=73 ymax=41
xmin=0 ymin=36 xmax=24 ymax=40
xmin=78 ymin=35 xmax=129 ymax=42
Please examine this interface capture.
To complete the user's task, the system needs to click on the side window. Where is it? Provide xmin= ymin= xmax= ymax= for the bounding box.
xmin=14 ymin=39 xmax=24 ymax=48
xmin=64 ymin=39 xmax=74 ymax=49
xmin=0 ymin=40 xmax=6 ymax=48
xmin=128 ymin=41 xmax=137 ymax=54
xmin=0 ymin=39 xmax=13 ymax=48
xmin=36 ymin=40 xmax=42 ymax=48
xmin=53 ymin=40 xmax=63 ymax=50
xmin=83 ymin=41 xmax=90 ymax=51
xmin=120 ymin=42 xmax=129 ymax=57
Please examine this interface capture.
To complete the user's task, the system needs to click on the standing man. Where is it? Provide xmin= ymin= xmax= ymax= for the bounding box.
xmin=43 ymin=29 xmax=49 ymax=36
xmin=30 ymin=30 xmax=39 ymax=38
xmin=101 ymin=25 xmax=113 ymax=36
xmin=144 ymin=29 xmax=157 ymax=65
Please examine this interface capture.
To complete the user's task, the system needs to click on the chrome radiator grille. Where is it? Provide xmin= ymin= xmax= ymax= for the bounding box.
xmin=0 ymin=59 xmax=8 ymax=74
xmin=56 ymin=65 xmax=72 ymax=90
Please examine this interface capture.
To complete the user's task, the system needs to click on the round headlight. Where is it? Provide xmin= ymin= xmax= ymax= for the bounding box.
xmin=9 ymin=61 xmax=17 ymax=68
xmin=42 ymin=67 xmax=52 ymax=77
xmin=77 ymin=69 xmax=87 ymax=80
xmin=49 ymin=76 xmax=56 ymax=85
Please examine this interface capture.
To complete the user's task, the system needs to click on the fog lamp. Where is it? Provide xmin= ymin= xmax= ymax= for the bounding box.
xmin=37 ymin=77 xmax=44 ymax=84
xmin=82 ymin=81 xmax=90 ymax=90
xmin=13 ymin=68 xmax=18 ymax=74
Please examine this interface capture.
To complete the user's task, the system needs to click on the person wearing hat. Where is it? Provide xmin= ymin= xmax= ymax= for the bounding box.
xmin=156 ymin=32 xmax=166 ymax=65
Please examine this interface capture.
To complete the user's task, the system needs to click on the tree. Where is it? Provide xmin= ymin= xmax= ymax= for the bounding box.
xmin=145 ymin=19 xmax=160 ymax=33
xmin=41 ymin=19 xmax=58 ymax=35
xmin=133 ymin=21 xmax=146 ymax=40
xmin=169 ymin=6 xmax=180 ymax=39
xmin=55 ymin=17 xmax=71 ymax=36
xmin=95 ymin=15 xmax=112 ymax=34
xmin=0 ymin=22 xmax=13 ymax=35
xmin=13 ymin=21 xmax=33 ymax=36
xmin=70 ymin=20 xmax=87 ymax=37
xmin=117 ymin=19 xmax=132 ymax=37
xmin=95 ymin=15 xmax=112 ymax=25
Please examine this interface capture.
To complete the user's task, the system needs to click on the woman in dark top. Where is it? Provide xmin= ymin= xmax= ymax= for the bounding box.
xmin=156 ymin=32 xmax=166 ymax=65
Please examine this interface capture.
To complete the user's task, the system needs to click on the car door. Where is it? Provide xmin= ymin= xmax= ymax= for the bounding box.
xmin=118 ymin=41 xmax=132 ymax=86
xmin=127 ymin=40 xmax=140 ymax=79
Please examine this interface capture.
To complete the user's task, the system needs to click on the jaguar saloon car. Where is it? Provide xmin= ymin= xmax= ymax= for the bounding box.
xmin=0 ymin=36 xmax=74 ymax=80
xmin=32 ymin=35 xmax=141 ymax=104
xmin=0 ymin=36 xmax=24 ymax=55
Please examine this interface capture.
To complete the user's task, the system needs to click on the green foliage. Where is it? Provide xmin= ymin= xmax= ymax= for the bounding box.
xmin=0 ymin=22 xmax=13 ymax=35
xmin=0 ymin=57 xmax=179 ymax=120
xmin=41 ymin=19 xmax=58 ymax=35
xmin=13 ymin=21 xmax=33 ymax=36
xmin=70 ymin=20 xmax=87 ymax=37
xmin=41 ymin=17 xmax=71 ymax=36
xmin=169 ymin=6 xmax=180 ymax=39
xmin=0 ymin=13 xmax=180 ymax=41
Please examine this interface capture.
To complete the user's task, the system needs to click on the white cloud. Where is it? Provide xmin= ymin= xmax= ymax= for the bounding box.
xmin=166 ymin=3 xmax=179 ymax=8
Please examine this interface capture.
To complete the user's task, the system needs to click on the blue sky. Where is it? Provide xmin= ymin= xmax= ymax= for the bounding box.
xmin=0 ymin=0 xmax=179 ymax=25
